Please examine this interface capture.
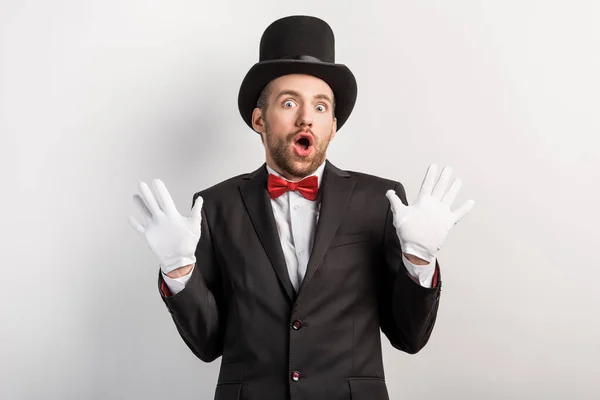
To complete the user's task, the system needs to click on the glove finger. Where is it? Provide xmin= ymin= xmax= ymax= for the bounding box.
xmin=386 ymin=190 xmax=409 ymax=223
xmin=153 ymin=179 xmax=179 ymax=216
xmin=441 ymin=178 xmax=461 ymax=207
xmin=417 ymin=164 xmax=438 ymax=199
xmin=453 ymin=199 xmax=475 ymax=223
xmin=432 ymin=165 xmax=453 ymax=200
xmin=133 ymin=194 xmax=152 ymax=220
xmin=190 ymin=196 xmax=204 ymax=223
xmin=139 ymin=181 xmax=163 ymax=217
xmin=128 ymin=215 xmax=146 ymax=234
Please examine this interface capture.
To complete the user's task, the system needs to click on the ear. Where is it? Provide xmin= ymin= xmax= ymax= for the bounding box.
xmin=251 ymin=108 xmax=265 ymax=134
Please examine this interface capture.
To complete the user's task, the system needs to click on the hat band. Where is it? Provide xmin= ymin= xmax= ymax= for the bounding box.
xmin=280 ymin=55 xmax=323 ymax=62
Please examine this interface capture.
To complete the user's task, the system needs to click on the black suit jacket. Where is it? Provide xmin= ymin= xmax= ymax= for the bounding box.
xmin=159 ymin=160 xmax=442 ymax=400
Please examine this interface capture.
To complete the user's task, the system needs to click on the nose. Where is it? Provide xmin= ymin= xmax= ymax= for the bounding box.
xmin=296 ymin=106 xmax=313 ymax=128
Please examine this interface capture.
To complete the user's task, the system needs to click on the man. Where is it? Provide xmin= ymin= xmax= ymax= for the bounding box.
xmin=129 ymin=15 xmax=474 ymax=400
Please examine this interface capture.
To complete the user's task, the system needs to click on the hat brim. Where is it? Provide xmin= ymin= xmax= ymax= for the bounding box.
xmin=238 ymin=59 xmax=357 ymax=132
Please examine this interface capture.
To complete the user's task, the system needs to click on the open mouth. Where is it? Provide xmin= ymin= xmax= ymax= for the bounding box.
xmin=296 ymin=137 xmax=311 ymax=150
xmin=292 ymin=133 xmax=314 ymax=156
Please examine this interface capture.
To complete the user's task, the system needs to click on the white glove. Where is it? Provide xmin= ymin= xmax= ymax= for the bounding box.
xmin=128 ymin=179 xmax=203 ymax=274
xmin=386 ymin=164 xmax=474 ymax=263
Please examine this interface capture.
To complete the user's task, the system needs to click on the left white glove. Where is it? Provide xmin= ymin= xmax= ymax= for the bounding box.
xmin=386 ymin=164 xmax=474 ymax=263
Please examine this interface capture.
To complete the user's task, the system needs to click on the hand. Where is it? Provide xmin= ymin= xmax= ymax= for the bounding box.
xmin=386 ymin=164 xmax=474 ymax=263
xmin=128 ymin=179 xmax=203 ymax=274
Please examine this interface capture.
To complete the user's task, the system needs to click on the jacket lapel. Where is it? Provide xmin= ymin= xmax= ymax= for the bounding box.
xmin=298 ymin=160 xmax=355 ymax=294
xmin=239 ymin=164 xmax=296 ymax=303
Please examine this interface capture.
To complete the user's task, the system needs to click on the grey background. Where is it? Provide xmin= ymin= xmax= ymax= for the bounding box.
xmin=1 ymin=0 xmax=598 ymax=399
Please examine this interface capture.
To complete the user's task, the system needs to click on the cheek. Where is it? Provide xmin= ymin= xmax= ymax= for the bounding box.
xmin=268 ymin=112 xmax=296 ymax=130
xmin=316 ymin=112 xmax=334 ymax=124
xmin=315 ymin=116 xmax=334 ymax=134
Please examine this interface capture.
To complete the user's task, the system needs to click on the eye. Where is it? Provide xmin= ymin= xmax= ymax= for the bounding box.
xmin=283 ymin=100 xmax=297 ymax=108
xmin=316 ymin=104 xmax=327 ymax=112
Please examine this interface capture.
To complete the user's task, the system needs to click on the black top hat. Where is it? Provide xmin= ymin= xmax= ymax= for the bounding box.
xmin=237 ymin=15 xmax=358 ymax=132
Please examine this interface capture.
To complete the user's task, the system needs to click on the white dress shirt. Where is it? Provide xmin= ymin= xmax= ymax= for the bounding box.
xmin=163 ymin=162 xmax=437 ymax=295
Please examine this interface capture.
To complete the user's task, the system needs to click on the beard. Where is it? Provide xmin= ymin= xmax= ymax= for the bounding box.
xmin=264 ymin=120 xmax=333 ymax=179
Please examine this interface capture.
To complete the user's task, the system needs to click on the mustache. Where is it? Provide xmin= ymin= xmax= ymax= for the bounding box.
xmin=287 ymin=128 xmax=314 ymax=141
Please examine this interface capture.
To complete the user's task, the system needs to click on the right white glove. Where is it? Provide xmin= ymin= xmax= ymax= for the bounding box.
xmin=128 ymin=179 xmax=203 ymax=274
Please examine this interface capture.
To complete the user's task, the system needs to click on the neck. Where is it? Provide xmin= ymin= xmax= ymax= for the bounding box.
xmin=266 ymin=157 xmax=327 ymax=182
xmin=265 ymin=160 xmax=305 ymax=181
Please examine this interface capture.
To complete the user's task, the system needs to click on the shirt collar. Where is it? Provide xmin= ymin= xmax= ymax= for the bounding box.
xmin=265 ymin=161 xmax=326 ymax=189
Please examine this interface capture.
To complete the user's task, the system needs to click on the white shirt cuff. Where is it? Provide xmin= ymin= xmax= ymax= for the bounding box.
xmin=162 ymin=265 xmax=195 ymax=295
xmin=402 ymin=254 xmax=436 ymax=288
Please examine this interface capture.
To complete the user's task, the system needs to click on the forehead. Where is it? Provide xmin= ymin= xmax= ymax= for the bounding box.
xmin=268 ymin=74 xmax=333 ymax=99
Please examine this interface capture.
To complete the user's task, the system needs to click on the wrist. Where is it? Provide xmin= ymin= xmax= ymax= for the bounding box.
xmin=403 ymin=252 xmax=430 ymax=266
xmin=165 ymin=264 xmax=194 ymax=278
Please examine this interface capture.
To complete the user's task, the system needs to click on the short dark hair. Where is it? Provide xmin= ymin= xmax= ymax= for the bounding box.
xmin=256 ymin=82 xmax=272 ymax=114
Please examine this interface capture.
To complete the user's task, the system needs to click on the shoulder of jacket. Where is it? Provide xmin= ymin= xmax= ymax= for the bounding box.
xmin=343 ymin=169 xmax=402 ymax=189
xmin=191 ymin=171 xmax=252 ymax=201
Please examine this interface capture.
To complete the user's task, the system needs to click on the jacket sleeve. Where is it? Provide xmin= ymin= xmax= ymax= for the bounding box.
xmin=158 ymin=192 xmax=226 ymax=362
xmin=378 ymin=181 xmax=442 ymax=354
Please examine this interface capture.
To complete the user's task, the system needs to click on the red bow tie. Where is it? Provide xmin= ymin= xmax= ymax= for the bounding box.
xmin=267 ymin=173 xmax=319 ymax=201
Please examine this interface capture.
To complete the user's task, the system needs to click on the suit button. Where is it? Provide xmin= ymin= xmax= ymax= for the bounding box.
xmin=292 ymin=320 xmax=303 ymax=330
xmin=291 ymin=371 xmax=301 ymax=381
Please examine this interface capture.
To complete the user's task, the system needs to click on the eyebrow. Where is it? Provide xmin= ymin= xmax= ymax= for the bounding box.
xmin=275 ymin=90 xmax=333 ymax=104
